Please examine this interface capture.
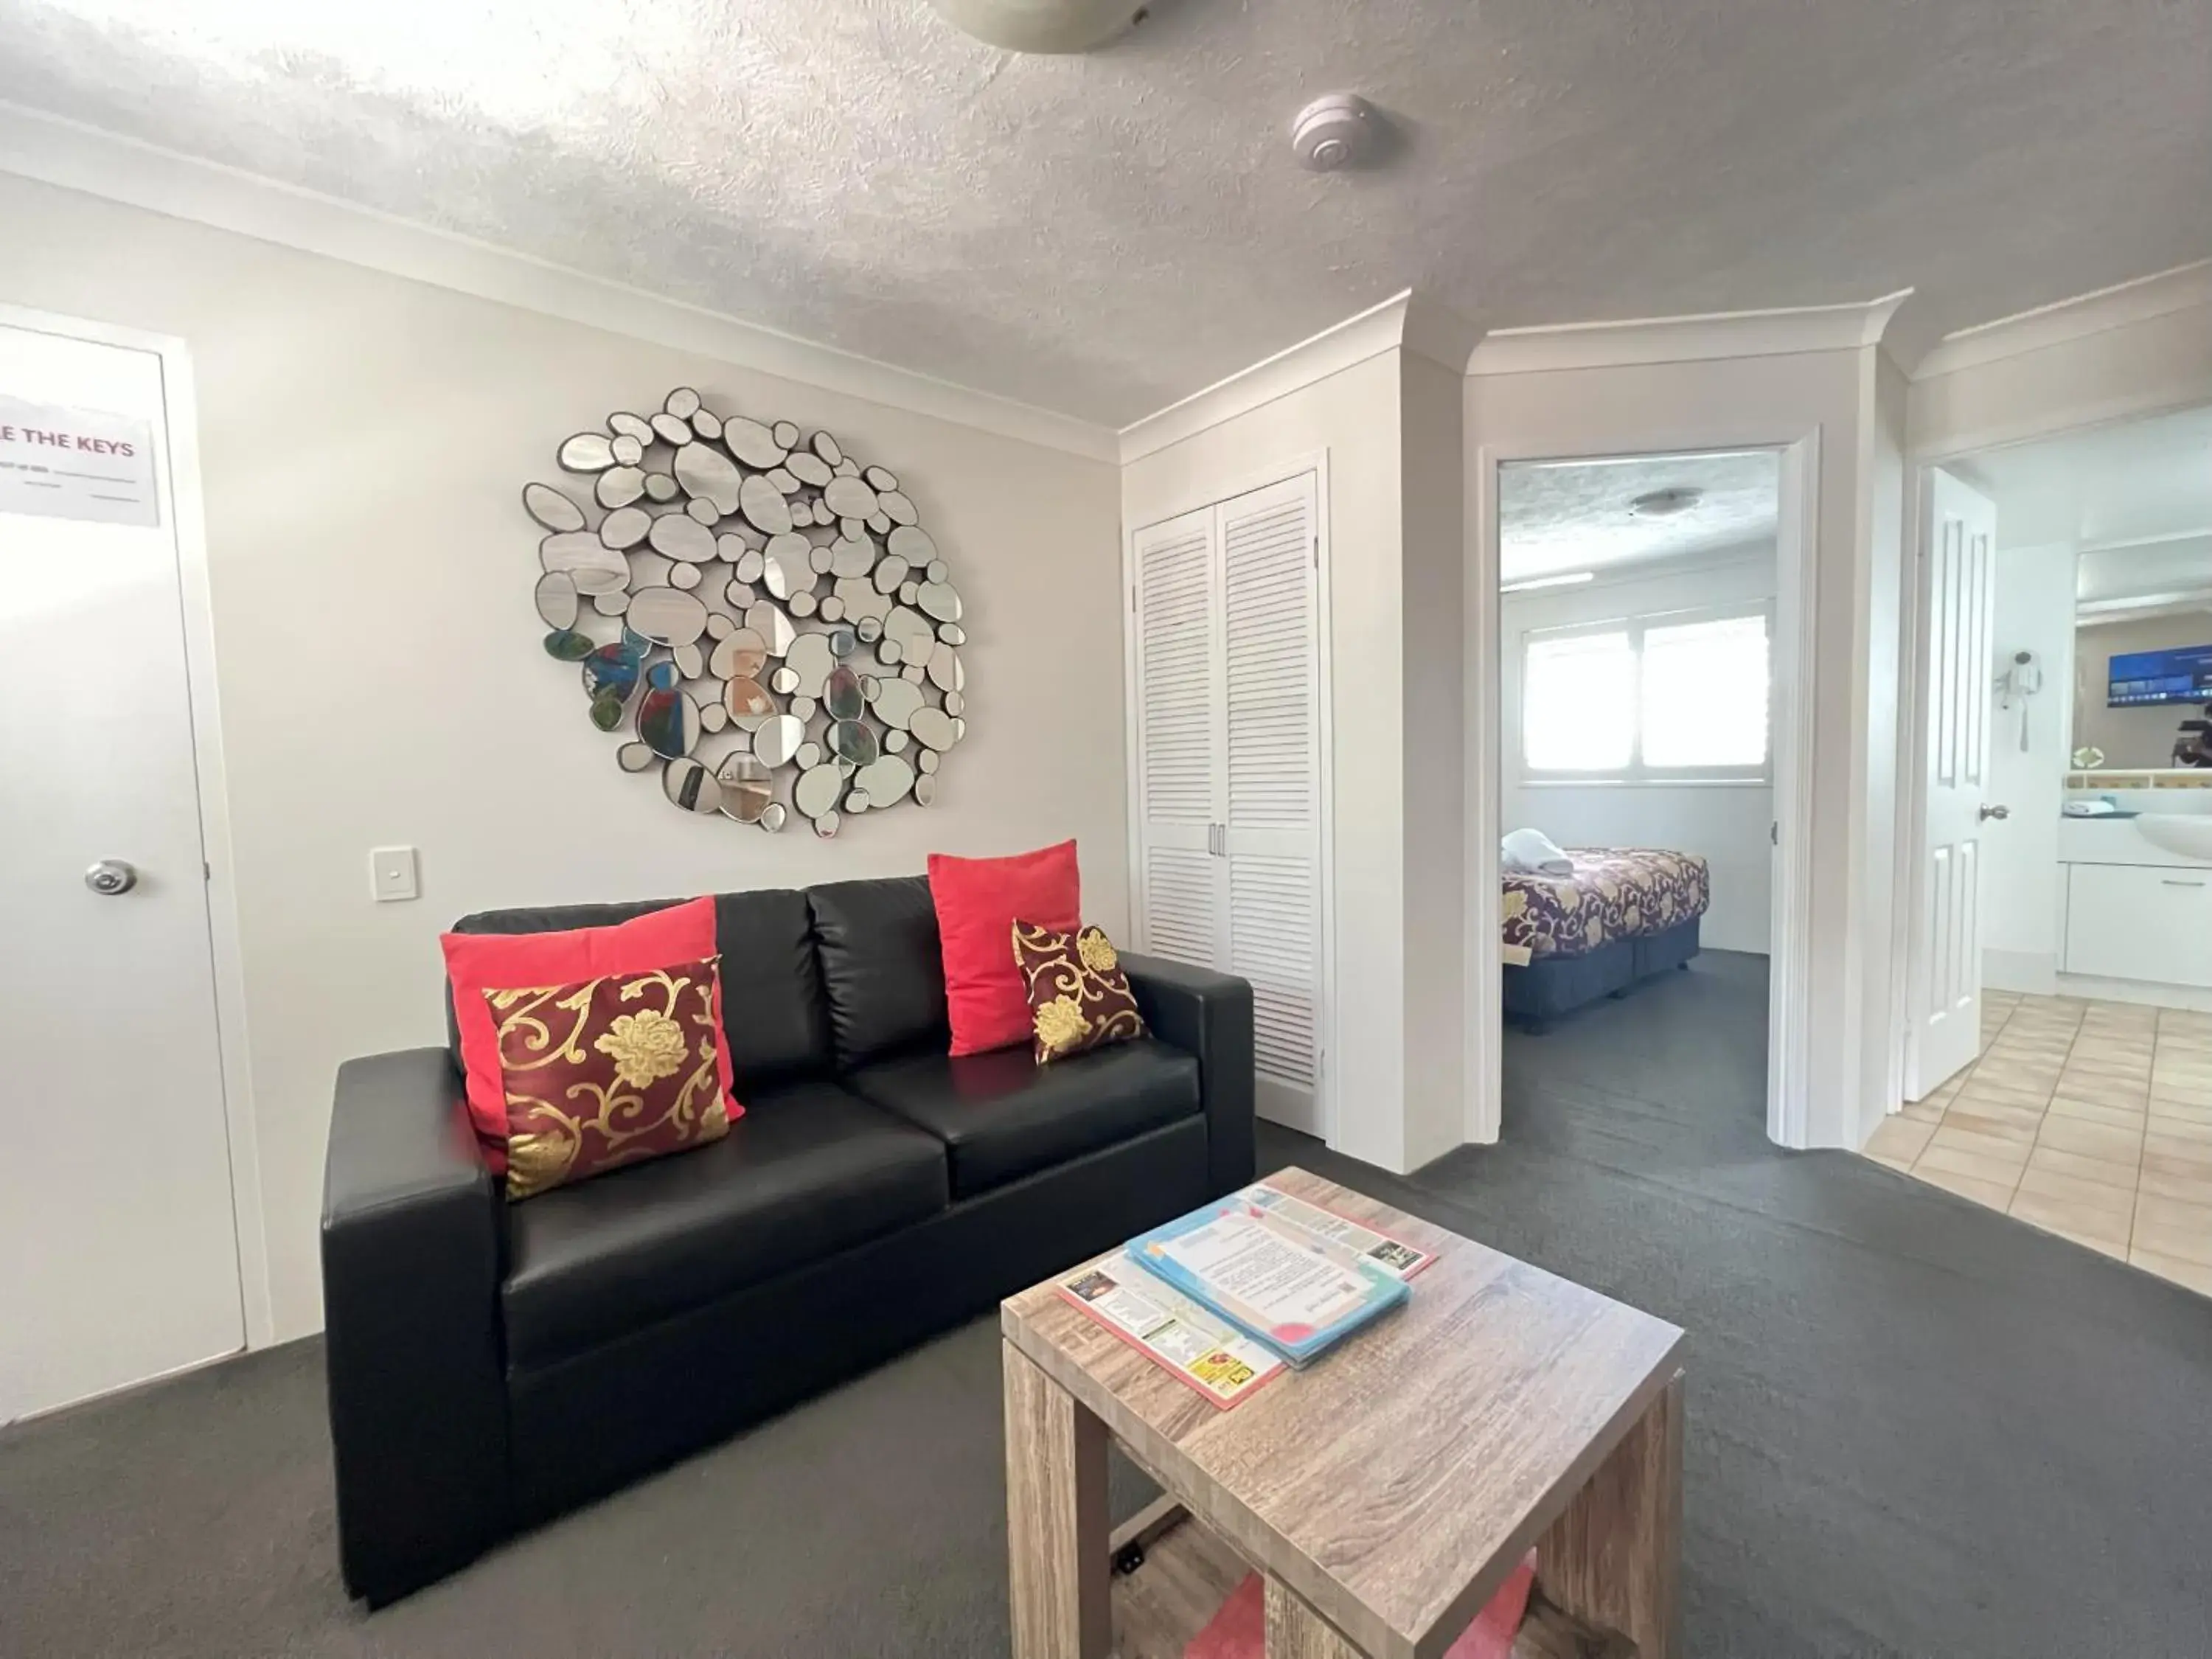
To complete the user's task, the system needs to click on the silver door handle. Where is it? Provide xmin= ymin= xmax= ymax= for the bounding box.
xmin=85 ymin=858 xmax=139 ymax=896
xmin=1978 ymin=804 xmax=2011 ymax=821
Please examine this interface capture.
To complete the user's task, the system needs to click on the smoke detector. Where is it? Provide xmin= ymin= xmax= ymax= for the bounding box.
xmin=926 ymin=0 xmax=1146 ymax=52
xmin=1291 ymin=94 xmax=1379 ymax=172
xmin=1629 ymin=487 xmax=1704 ymax=518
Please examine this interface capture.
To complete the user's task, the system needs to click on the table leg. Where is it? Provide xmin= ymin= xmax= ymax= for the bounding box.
xmin=1535 ymin=1369 xmax=1683 ymax=1659
xmin=1004 ymin=1342 xmax=1111 ymax=1659
xmin=1263 ymin=1576 xmax=1364 ymax=1658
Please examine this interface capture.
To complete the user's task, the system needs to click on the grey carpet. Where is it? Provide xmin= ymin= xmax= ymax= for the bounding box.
xmin=7 ymin=949 xmax=2212 ymax=1657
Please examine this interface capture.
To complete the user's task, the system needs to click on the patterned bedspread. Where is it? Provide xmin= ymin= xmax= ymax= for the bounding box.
xmin=1502 ymin=849 xmax=1711 ymax=964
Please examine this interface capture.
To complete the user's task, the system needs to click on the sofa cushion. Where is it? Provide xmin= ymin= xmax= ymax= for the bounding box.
xmin=928 ymin=841 xmax=1082 ymax=1057
xmin=1012 ymin=922 xmax=1149 ymax=1064
xmin=847 ymin=1038 xmax=1201 ymax=1200
xmin=448 ymin=888 xmax=832 ymax=1093
xmin=492 ymin=955 xmax=736 ymax=1202
xmin=501 ymin=1079 xmax=947 ymax=1369
xmin=442 ymin=897 xmax=722 ymax=1170
xmin=807 ymin=876 xmax=950 ymax=1068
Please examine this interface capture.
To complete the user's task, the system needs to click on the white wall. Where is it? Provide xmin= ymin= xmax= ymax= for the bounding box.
xmin=1498 ymin=552 xmax=1777 ymax=955
xmin=1119 ymin=349 xmax=1417 ymax=1169
xmin=0 ymin=174 xmax=1125 ymax=1340
xmin=1857 ymin=352 xmax=1910 ymax=1140
xmin=1910 ymin=281 xmax=2212 ymax=461
xmin=1981 ymin=542 xmax=2079 ymax=991
xmin=1397 ymin=352 xmax=1469 ymax=1166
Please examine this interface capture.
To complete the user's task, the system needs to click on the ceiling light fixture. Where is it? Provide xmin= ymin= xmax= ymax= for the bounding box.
xmin=1291 ymin=94 xmax=1380 ymax=172
xmin=925 ymin=0 xmax=1147 ymax=52
xmin=1628 ymin=487 xmax=1703 ymax=518
xmin=1500 ymin=571 xmax=1597 ymax=594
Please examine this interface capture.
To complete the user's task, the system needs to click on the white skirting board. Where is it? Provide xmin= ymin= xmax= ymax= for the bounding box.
xmin=1256 ymin=1077 xmax=1322 ymax=1135
xmin=2052 ymin=974 xmax=2212 ymax=1014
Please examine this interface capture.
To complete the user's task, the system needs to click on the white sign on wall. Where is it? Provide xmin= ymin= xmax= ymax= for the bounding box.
xmin=0 ymin=394 xmax=159 ymax=527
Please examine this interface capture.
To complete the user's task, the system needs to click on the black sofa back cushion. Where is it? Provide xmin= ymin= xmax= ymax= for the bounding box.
xmin=807 ymin=876 xmax=950 ymax=1068
xmin=445 ymin=890 xmax=832 ymax=1092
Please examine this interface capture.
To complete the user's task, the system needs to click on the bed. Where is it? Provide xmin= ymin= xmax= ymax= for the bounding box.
xmin=1501 ymin=847 xmax=1710 ymax=1030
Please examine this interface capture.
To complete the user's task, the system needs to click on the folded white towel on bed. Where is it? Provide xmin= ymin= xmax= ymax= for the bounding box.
xmin=1501 ymin=827 xmax=1573 ymax=876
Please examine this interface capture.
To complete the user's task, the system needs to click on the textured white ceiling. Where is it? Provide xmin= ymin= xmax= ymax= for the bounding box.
xmin=1958 ymin=403 xmax=2212 ymax=554
xmin=2076 ymin=540 xmax=2212 ymax=610
xmin=1500 ymin=451 xmax=1779 ymax=582
xmin=1 ymin=0 xmax=2207 ymax=425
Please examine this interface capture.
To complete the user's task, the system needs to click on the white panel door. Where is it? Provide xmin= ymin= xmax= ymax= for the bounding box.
xmin=1218 ymin=474 xmax=1323 ymax=1133
xmin=1130 ymin=507 xmax=1226 ymax=972
xmin=0 ymin=322 xmax=243 ymax=1422
xmin=1909 ymin=467 xmax=1998 ymax=1099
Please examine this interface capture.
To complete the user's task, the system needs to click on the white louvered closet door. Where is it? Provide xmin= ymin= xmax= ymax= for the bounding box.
xmin=1131 ymin=506 xmax=1228 ymax=975
xmin=1218 ymin=474 xmax=1324 ymax=1133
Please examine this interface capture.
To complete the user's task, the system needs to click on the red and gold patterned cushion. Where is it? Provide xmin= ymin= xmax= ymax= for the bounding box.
xmin=483 ymin=955 xmax=732 ymax=1201
xmin=1010 ymin=922 xmax=1147 ymax=1065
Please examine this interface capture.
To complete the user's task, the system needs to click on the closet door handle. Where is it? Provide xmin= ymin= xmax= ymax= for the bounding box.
xmin=2162 ymin=879 xmax=2207 ymax=888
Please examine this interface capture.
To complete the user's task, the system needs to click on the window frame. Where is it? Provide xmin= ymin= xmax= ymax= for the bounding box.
xmin=1516 ymin=599 xmax=1775 ymax=788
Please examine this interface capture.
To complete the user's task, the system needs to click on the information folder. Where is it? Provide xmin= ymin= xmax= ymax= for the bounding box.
xmin=1127 ymin=1192 xmax=1409 ymax=1366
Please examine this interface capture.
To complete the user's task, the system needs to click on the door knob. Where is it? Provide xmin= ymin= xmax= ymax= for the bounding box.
xmin=84 ymin=859 xmax=139 ymax=896
xmin=1978 ymin=804 xmax=2011 ymax=822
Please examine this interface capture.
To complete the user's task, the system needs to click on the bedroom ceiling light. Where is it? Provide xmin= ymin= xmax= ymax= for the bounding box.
xmin=925 ymin=0 xmax=1147 ymax=52
xmin=1500 ymin=571 xmax=1596 ymax=594
xmin=1628 ymin=487 xmax=1704 ymax=518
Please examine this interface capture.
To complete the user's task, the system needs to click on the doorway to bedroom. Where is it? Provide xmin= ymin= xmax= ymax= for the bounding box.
xmin=1492 ymin=450 xmax=1785 ymax=1143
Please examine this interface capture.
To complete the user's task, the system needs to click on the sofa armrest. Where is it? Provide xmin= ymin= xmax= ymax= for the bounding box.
xmin=1121 ymin=953 xmax=1255 ymax=1193
xmin=321 ymin=1048 xmax=508 ymax=1604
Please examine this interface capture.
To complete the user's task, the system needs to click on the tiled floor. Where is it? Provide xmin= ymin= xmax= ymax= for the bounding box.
xmin=1865 ymin=991 xmax=2212 ymax=1293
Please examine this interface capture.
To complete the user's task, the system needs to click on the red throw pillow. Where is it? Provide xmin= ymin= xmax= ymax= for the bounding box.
xmin=488 ymin=956 xmax=732 ymax=1201
xmin=441 ymin=897 xmax=736 ymax=1171
xmin=928 ymin=841 xmax=1082 ymax=1056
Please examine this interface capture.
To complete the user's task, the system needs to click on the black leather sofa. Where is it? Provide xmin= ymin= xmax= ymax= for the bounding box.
xmin=321 ymin=874 xmax=1253 ymax=1605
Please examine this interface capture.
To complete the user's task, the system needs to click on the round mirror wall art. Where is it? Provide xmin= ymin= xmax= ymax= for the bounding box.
xmin=524 ymin=390 xmax=966 ymax=834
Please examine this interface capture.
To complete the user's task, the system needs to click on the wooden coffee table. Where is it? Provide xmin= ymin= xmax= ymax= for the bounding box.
xmin=1000 ymin=1168 xmax=1685 ymax=1659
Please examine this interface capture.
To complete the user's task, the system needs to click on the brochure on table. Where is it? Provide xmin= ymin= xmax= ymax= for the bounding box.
xmin=1054 ymin=1251 xmax=1287 ymax=1408
xmin=1235 ymin=1182 xmax=1436 ymax=1282
xmin=1050 ymin=1180 xmax=1431 ymax=1406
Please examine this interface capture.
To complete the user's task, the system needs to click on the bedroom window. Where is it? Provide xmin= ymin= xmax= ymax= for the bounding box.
xmin=1520 ymin=605 xmax=1771 ymax=782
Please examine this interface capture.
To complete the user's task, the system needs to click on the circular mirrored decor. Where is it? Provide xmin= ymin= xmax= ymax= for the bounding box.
xmin=527 ymin=390 xmax=963 ymax=832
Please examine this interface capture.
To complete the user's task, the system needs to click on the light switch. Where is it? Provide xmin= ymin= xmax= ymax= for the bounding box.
xmin=369 ymin=846 xmax=419 ymax=903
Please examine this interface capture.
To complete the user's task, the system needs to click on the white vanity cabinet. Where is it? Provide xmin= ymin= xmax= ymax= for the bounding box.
xmin=2064 ymin=863 xmax=2212 ymax=986
xmin=2059 ymin=815 xmax=2212 ymax=988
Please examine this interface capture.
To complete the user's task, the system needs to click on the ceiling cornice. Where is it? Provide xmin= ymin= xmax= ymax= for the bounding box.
xmin=1466 ymin=291 xmax=1917 ymax=378
xmin=1399 ymin=294 xmax=1488 ymax=378
xmin=2076 ymin=591 xmax=2212 ymax=626
xmin=1911 ymin=260 xmax=2212 ymax=383
xmin=1116 ymin=290 xmax=1484 ymax=465
xmin=2082 ymin=526 xmax=2212 ymax=555
xmin=0 ymin=101 xmax=1121 ymax=463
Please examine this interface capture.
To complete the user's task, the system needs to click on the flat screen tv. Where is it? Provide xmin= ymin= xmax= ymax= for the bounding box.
xmin=2107 ymin=643 xmax=2212 ymax=709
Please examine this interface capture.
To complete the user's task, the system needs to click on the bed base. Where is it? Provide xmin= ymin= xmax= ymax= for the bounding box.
xmin=1503 ymin=918 xmax=1701 ymax=1033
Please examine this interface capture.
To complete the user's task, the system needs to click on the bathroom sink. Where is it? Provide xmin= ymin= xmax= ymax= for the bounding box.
xmin=2135 ymin=813 xmax=2212 ymax=861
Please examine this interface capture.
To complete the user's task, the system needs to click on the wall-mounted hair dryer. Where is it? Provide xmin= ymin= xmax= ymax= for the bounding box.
xmin=1996 ymin=650 xmax=2043 ymax=752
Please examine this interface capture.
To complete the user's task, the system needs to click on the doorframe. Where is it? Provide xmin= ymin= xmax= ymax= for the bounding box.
xmin=1 ymin=302 xmax=273 ymax=1349
xmin=1890 ymin=390 xmax=2212 ymax=1107
xmin=1465 ymin=432 xmax=1820 ymax=1149
xmin=1121 ymin=449 xmax=1338 ymax=1144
